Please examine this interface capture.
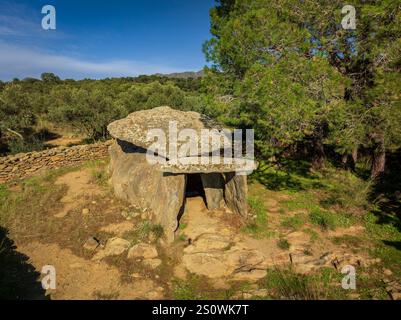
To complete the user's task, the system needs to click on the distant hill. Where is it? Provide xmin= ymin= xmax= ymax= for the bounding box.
xmin=155 ymin=70 xmax=204 ymax=79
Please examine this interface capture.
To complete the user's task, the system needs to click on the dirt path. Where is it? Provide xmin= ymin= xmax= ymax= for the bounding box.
xmin=19 ymin=242 xmax=164 ymax=300
xmin=54 ymin=169 xmax=103 ymax=218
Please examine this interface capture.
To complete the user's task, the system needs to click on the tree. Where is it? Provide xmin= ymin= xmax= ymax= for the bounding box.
xmin=49 ymin=85 xmax=126 ymax=141
xmin=41 ymin=72 xmax=61 ymax=83
xmin=203 ymin=0 xmax=401 ymax=175
xmin=0 ymin=84 xmax=36 ymax=154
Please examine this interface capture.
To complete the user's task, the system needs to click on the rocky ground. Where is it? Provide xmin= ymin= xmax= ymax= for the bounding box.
xmin=1 ymin=157 xmax=400 ymax=300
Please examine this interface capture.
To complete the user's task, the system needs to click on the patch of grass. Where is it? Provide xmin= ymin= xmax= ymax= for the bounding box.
xmin=309 ymin=208 xmax=352 ymax=231
xmin=151 ymin=224 xmax=164 ymax=239
xmin=277 ymin=238 xmax=290 ymax=250
xmin=177 ymin=235 xmax=187 ymax=242
xmin=124 ymin=221 xmax=165 ymax=244
xmin=171 ymin=275 xmax=235 ymax=300
xmin=85 ymin=159 xmax=107 ymax=169
xmin=91 ymin=170 xmax=108 ymax=186
xmin=0 ymin=173 xmax=66 ymax=230
xmin=320 ymin=171 xmax=372 ymax=213
xmin=364 ymin=211 xmax=401 ymax=277
xmin=92 ymin=291 xmax=119 ymax=300
xmin=309 ymin=209 xmax=337 ymax=231
xmin=280 ymin=192 xmax=319 ymax=212
xmin=261 ymin=267 xmax=346 ymax=300
xmin=281 ymin=213 xmax=307 ymax=230
xmin=178 ymin=223 xmax=187 ymax=230
xmin=331 ymin=235 xmax=363 ymax=247
xmin=0 ymin=184 xmax=9 ymax=201
xmin=252 ymin=159 xmax=324 ymax=192
xmin=242 ymin=196 xmax=269 ymax=238
xmin=304 ymin=228 xmax=319 ymax=243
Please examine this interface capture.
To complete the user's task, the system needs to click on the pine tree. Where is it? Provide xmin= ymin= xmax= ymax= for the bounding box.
xmin=204 ymin=0 xmax=401 ymax=175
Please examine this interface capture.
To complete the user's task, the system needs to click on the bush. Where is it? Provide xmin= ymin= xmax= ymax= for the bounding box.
xmin=277 ymin=238 xmax=290 ymax=250
xmin=321 ymin=171 xmax=372 ymax=213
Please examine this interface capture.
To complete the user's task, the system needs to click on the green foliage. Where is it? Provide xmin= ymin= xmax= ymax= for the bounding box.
xmin=281 ymin=214 xmax=307 ymax=231
xmin=172 ymin=275 xmax=234 ymax=300
xmin=320 ymin=171 xmax=372 ymax=212
xmin=277 ymin=238 xmax=290 ymax=250
xmin=242 ymin=196 xmax=269 ymax=237
xmin=253 ymin=160 xmax=324 ymax=192
xmin=134 ymin=221 xmax=164 ymax=241
xmin=331 ymin=235 xmax=362 ymax=247
xmin=49 ymin=86 xmax=125 ymax=141
xmin=204 ymin=0 xmax=401 ymax=177
xmin=261 ymin=267 xmax=346 ymax=300
xmin=309 ymin=209 xmax=352 ymax=231
xmin=0 ymin=75 xmax=203 ymax=155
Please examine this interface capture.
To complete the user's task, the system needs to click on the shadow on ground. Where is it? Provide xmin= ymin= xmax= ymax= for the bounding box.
xmin=0 ymin=226 xmax=49 ymax=300
xmin=370 ymin=149 xmax=401 ymax=232
xmin=251 ymin=159 xmax=325 ymax=191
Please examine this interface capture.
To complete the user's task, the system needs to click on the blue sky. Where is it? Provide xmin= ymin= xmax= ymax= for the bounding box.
xmin=0 ymin=0 xmax=215 ymax=80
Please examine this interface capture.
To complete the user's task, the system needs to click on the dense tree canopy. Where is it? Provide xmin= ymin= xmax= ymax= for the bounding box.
xmin=203 ymin=0 xmax=401 ymax=177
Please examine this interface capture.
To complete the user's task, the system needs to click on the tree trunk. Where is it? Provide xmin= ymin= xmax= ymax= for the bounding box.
xmin=312 ymin=138 xmax=326 ymax=170
xmin=341 ymin=154 xmax=348 ymax=167
xmin=371 ymin=137 xmax=386 ymax=178
xmin=352 ymin=147 xmax=358 ymax=164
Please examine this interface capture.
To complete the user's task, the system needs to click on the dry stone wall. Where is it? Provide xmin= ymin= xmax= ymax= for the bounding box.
xmin=0 ymin=141 xmax=113 ymax=184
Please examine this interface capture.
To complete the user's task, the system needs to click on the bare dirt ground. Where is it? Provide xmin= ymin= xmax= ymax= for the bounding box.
xmin=44 ymin=136 xmax=84 ymax=148
xmin=54 ymin=170 xmax=103 ymax=218
xmin=20 ymin=242 xmax=163 ymax=300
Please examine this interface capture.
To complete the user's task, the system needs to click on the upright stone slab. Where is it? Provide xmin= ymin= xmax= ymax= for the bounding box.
xmin=200 ymin=173 xmax=225 ymax=210
xmin=224 ymin=172 xmax=248 ymax=217
xmin=109 ymin=140 xmax=185 ymax=243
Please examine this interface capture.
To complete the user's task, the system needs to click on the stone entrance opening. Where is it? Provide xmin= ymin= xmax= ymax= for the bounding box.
xmin=185 ymin=173 xmax=207 ymax=206
xmin=185 ymin=174 xmax=205 ymax=197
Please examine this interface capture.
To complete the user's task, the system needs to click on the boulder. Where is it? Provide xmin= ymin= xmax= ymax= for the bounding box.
xmin=143 ymin=258 xmax=162 ymax=269
xmin=182 ymin=241 xmax=266 ymax=280
xmin=128 ymin=243 xmax=158 ymax=259
xmin=83 ymin=237 xmax=100 ymax=251
xmin=92 ymin=237 xmax=130 ymax=260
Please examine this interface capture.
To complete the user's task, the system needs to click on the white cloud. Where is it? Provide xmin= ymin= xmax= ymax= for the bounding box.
xmin=0 ymin=43 xmax=184 ymax=80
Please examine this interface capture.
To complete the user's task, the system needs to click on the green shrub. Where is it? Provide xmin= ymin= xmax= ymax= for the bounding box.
xmin=309 ymin=209 xmax=336 ymax=230
xmin=321 ymin=171 xmax=372 ymax=213
xmin=277 ymin=238 xmax=290 ymax=250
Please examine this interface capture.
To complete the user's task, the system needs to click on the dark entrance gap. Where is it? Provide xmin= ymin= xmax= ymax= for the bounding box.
xmin=185 ymin=173 xmax=206 ymax=199
xmin=177 ymin=173 xmax=208 ymax=233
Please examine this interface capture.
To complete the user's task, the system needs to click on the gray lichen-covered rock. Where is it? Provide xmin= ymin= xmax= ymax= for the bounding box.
xmin=107 ymin=106 xmax=226 ymax=158
xmin=224 ymin=173 xmax=248 ymax=217
xmin=109 ymin=140 xmax=185 ymax=243
xmin=200 ymin=173 xmax=225 ymax=210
